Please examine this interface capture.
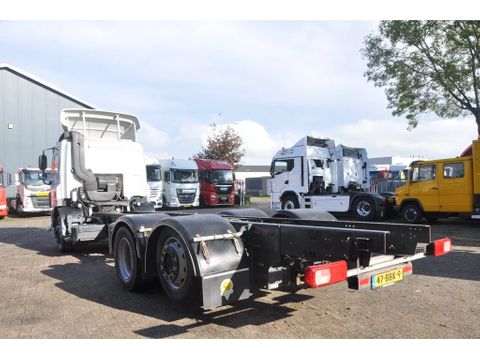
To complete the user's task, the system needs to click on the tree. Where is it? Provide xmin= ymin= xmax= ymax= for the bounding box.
xmin=195 ymin=124 xmax=245 ymax=167
xmin=362 ymin=20 xmax=480 ymax=137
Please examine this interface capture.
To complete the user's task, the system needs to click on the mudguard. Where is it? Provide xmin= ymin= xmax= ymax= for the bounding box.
xmin=270 ymin=209 xmax=337 ymax=221
xmin=147 ymin=213 xmax=251 ymax=309
xmin=217 ymin=208 xmax=269 ymax=218
xmin=108 ymin=212 xmax=171 ymax=257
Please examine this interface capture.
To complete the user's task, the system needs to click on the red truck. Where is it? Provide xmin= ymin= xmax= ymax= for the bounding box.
xmin=194 ymin=159 xmax=235 ymax=206
xmin=0 ymin=163 xmax=8 ymax=219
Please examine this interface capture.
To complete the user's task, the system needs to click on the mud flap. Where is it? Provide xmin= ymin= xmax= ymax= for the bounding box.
xmin=201 ymin=268 xmax=252 ymax=310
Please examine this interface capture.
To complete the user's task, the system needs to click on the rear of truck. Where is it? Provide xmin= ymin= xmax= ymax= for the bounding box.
xmin=109 ymin=208 xmax=452 ymax=310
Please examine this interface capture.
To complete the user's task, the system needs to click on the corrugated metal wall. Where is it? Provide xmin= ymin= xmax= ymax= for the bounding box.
xmin=0 ymin=68 xmax=91 ymax=197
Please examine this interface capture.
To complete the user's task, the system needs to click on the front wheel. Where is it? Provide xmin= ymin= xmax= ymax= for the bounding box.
xmin=401 ymin=204 xmax=423 ymax=223
xmin=281 ymin=195 xmax=299 ymax=209
xmin=353 ymin=197 xmax=376 ymax=221
xmin=53 ymin=215 xmax=73 ymax=253
xmin=156 ymin=228 xmax=195 ymax=302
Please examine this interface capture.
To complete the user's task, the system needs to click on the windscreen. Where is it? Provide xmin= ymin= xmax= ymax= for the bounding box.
xmin=172 ymin=169 xmax=198 ymax=183
xmin=208 ymin=169 xmax=234 ymax=184
xmin=146 ymin=165 xmax=161 ymax=182
xmin=23 ymin=170 xmax=51 ymax=187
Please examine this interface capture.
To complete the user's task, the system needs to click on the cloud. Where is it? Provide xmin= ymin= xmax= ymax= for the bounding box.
xmin=324 ymin=118 xmax=477 ymax=159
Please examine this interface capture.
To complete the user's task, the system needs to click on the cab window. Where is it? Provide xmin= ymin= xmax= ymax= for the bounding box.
xmin=444 ymin=162 xmax=464 ymax=179
xmin=412 ymin=165 xmax=436 ymax=182
xmin=272 ymin=159 xmax=294 ymax=175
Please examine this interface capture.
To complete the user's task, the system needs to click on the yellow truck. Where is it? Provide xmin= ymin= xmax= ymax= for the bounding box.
xmin=395 ymin=139 xmax=480 ymax=223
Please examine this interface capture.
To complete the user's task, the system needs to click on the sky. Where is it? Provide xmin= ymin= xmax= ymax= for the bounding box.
xmin=0 ymin=20 xmax=477 ymax=164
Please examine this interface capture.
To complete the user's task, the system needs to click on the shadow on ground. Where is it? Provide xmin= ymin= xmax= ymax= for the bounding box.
xmin=0 ymin=221 xmax=313 ymax=338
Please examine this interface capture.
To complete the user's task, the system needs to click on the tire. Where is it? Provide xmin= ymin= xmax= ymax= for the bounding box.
xmin=401 ymin=204 xmax=423 ymax=223
xmin=16 ymin=203 xmax=24 ymax=217
xmin=156 ymin=228 xmax=194 ymax=302
xmin=0 ymin=216 xmax=4 ymax=220
xmin=353 ymin=197 xmax=376 ymax=221
xmin=281 ymin=195 xmax=299 ymax=210
xmin=114 ymin=227 xmax=146 ymax=291
xmin=53 ymin=215 xmax=73 ymax=253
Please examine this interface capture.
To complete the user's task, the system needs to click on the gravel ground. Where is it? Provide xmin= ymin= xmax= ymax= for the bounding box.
xmin=0 ymin=209 xmax=478 ymax=339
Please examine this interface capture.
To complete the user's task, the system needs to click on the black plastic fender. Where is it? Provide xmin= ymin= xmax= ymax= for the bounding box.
xmin=217 ymin=208 xmax=268 ymax=218
xmin=145 ymin=213 xmax=248 ymax=278
xmin=52 ymin=206 xmax=83 ymax=237
xmin=108 ymin=212 xmax=171 ymax=258
xmin=270 ymin=208 xmax=337 ymax=221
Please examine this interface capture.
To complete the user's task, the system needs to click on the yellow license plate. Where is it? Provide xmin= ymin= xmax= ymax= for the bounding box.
xmin=35 ymin=192 xmax=49 ymax=197
xmin=372 ymin=268 xmax=404 ymax=289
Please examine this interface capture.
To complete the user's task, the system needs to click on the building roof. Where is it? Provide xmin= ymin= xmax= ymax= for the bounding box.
xmin=235 ymin=165 xmax=270 ymax=173
xmin=0 ymin=62 xmax=95 ymax=109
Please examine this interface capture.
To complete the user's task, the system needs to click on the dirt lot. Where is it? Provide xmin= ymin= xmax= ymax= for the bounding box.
xmin=0 ymin=210 xmax=479 ymax=339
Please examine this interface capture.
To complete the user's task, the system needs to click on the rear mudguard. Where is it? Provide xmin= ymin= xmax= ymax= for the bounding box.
xmin=110 ymin=213 xmax=251 ymax=309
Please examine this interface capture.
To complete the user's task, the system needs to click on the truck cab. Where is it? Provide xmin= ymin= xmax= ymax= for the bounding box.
xmin=10 ymin=167 xmax=52 ymax=215
xmin=159 ymin=159 xmax=200 ymax=208
xmin=194 ymin=158 xmax=235 ymax=206
xmin=395 ymin=139 xmax=480 ymax=222
xmin=0 ymin=164 xmax=9 ymax=219
xmin=271 ymin=136 xmax=387 ymax=221
xmin=146 ymin=159 xmax=163 ymax=209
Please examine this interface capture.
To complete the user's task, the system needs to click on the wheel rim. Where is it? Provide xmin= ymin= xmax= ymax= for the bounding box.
xmin=356 ymin=200 xmax=371 ymax=217
xmin=117 ymin=236 xmax=134 ymax=282
xmin=159 ymin=236 xmax=188 ymax=289
xmin=284 ymin=200 xmax=295 ymax=209
xmin=404 ymin=207 xmax=418 ymax=222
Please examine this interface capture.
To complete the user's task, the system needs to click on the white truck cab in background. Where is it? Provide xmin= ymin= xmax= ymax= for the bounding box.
xmin=271 ymin=136 xmax=388 ymax=221
xmin=159 ymin=159 xmax=200 ymax=208
xmin=145 ymin=158 xmax=163 ymax=209
xmin=10 ymin=167 xmax=52 ymax=215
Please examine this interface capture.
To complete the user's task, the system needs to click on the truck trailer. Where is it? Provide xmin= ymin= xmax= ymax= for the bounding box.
xmin=39 ymin=111 xmax=452 ymax=310
xmin=271 ymin=136 xmax=391 ymax=221
xmin=194 ymin=158 xmax=235 ymax=206
xmin=395 ymin=139 xmax=480 ymax=223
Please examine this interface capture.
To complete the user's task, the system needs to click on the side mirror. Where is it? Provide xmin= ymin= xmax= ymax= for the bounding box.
xmin=39 ymin=154 xmax=47 ymax=171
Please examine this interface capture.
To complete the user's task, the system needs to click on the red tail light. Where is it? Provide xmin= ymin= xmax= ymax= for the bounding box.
xmin=427 ymin=237 xmax=452 ymax=256
xmin=304 ymin=260 xmax=347 ymax=288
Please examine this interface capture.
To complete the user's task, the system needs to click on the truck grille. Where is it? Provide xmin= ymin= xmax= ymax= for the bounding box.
xmin=215 ymin=185 xmax=232 ymax=194
xmin=176 ymin=189 xmax=196 ymax=204
xmin=150 ymin=188 xmax=160 ymax=198
xmin=32 ymin=196 xmax=50 ymax=209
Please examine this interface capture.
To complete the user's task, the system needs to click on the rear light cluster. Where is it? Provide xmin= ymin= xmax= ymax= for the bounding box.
xmin=428 ymin=237 xmax=452 ymax=256
xmin=304 ymin=260 xmax=347 ymax=288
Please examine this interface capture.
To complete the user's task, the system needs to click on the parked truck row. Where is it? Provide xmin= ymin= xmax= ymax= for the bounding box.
xmin=37 ymin=109 xmax=452 ymax=310
xmin=145 ymin=158 xmax=235 ymax=209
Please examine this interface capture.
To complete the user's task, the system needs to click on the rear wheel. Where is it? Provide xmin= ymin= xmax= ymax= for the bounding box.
xmin=114 ymin=227 xmax=146 ymax=291
xmin=353 ymin=197 xmax=376 ymax=221
xmin=156 ymin=228 xmax=194 ymax=302
xmin=281 ymin=195 xmax=299 ymax=209
xmin=402 ymin=204 xmax=423 ymax=223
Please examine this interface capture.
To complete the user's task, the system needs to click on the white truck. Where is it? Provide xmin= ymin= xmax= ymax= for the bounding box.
xmin=38 ymin=110 xmax=452 ymax=310
xmin=146 ymin=158 xmax=163 ymax=209
xmin=271 ymin=136 xmax=391 ymax=221
xmin=39 ymin=109 xmax=153 ymax=252
xmin=9 ymin=167 xmax=52 ymax=215
xmin=158 ymin=159 xmax=200 ymax=208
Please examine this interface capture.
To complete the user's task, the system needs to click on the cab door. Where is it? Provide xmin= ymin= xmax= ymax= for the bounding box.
xmin=409 ymin=164 xmax=440 ymax=212
xmin=270 ymin=157 xmax=303 ymax=197
xmin=438 ymin=160 xmax=473 ymax=212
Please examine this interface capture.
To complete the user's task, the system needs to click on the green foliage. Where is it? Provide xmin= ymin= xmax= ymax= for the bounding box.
xmin=195 ymin=124 xmax=245 ymax=167
xmin=362 ymin=21 xmax=480 ymax=135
